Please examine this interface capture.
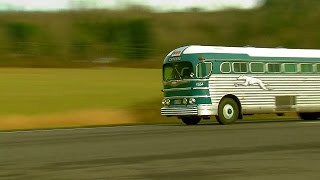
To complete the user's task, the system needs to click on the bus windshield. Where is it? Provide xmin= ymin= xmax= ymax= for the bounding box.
xmin=163 ymin=62 xmax=194 ymax=81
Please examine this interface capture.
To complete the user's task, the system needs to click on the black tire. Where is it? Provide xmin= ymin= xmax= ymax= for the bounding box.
xmin=216 ymin=98 xmax=239 ymax=125
xmin=299 ymin=112 xmax=319 ymax=120
xmin=181 ymin=116 xmax=201 ymax=125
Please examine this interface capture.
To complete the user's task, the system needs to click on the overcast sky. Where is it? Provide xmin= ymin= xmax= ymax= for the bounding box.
xmin=0 ymin=0 xmax=265 ymax=12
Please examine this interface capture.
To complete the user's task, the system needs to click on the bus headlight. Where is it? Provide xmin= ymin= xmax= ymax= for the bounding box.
xmin=189 ymin=98 xmax=196 ymax=104
xmin=182 ymin=98 xmax=188 ymax=105
xmin=164 ymin=99 xmax=170 ymax=106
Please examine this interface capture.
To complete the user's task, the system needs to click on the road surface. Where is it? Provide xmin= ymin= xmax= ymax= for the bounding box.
xmin=1 ymin=119 xmax=320 ymax=179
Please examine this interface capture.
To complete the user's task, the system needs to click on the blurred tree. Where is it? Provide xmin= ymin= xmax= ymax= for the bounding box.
xmin=264 ymin=0 xmax=319 ymax=12
xmin=5 ymin=22 xmax=38 ymax=54
xmin=0 ymin=0 xmax=320 ymax=68
xmin=74 ymin=18 xmax=153 ymax=60
xmin=124 ymin=19 xmax=153 ymax=60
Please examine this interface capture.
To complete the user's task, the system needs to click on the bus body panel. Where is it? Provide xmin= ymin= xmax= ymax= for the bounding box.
xmin=209 ymin=74 xmax=320 ymax=115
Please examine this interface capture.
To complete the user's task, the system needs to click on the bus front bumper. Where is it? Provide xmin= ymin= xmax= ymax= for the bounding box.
xmin=161 ymin=105 xmax=217 ymax=116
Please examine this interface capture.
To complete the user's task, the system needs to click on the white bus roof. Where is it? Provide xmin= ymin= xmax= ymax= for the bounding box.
xmin=182 ymin=45 xmax=320 ymax=58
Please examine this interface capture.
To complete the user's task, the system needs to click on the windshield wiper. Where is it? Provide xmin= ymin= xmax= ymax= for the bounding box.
xmin=174 ymin=65 xmax=182 ymax=80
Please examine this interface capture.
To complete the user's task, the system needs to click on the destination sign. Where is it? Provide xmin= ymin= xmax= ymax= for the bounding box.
xmin=168 ymin=57 xmax=181 ymax=62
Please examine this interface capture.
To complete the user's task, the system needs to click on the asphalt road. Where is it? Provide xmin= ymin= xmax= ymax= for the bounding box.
xmin=1 ymin=119 xmax=320 ymax=180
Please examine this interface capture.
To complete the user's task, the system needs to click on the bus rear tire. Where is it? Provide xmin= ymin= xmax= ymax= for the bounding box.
xmin=181 ymin=116 xmax=201 ymax=125
xmin=299 ymin=112 xmax=319 ymax=120
xmin=216 ymin=98 xmax=239 ymax=125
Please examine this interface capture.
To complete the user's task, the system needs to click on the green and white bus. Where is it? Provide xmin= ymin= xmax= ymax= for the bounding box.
xmin=161 ymin=45 xmax=320 ymax=125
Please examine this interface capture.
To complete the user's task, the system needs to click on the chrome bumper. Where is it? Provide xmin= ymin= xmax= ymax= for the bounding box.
xmin=161 ymin=105 xmax=217 ymax=116
xmin=161 ymin=106 xmax=198 ymax=116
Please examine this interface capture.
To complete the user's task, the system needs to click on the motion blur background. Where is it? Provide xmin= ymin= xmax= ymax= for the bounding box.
xmin=1 ymin=0 xmax=320 ymax=130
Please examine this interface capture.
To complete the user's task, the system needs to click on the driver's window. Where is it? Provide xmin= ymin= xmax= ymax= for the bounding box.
xmin=196 ymin=62 xmax=212 ymax=78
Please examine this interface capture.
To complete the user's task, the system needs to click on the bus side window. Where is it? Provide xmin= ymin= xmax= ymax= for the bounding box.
xmin=250 ymin=62 xmax=264 ymax=73
xmin=267 ymin=63 xmax=281 ymax=73
xmin=220 ymin=62 xmax=231 ymax=73
xmin=233 ymin=62 xmax=247 ymax=73
xmin=316 ymin=64 xmax=320 ymax=73
xmin=300 ymin=63 xmax=313 ymax=73
xmin=284 ymin=63 xmax=297 ymax=73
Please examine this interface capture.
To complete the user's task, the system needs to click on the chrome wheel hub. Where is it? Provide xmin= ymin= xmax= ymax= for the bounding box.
xmin=223 ymin=104 xmax=234 ymax=119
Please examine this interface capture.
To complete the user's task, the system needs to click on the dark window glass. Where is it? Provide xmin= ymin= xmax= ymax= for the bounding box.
xmin=317 ymin=64 xmax=320 ymax=73
xmin=233 ymin=62 xmax=247 ymax=73
xmin=221 ymin=62 xmax=231 ymax=73
xmin=267 ymin=63 xmax=281 ymax=73
xmin=163 ymin=62 xmax=194 ymax=81
xmin=197 ymin=62 xmax=212 ymax=78
xmin=284 ymin=64 xmax=297 ymax=73
xmin=250 ymin=63 xmax=264 ymax=73
xmin=300 ymin=64 xmax=313 ymax=73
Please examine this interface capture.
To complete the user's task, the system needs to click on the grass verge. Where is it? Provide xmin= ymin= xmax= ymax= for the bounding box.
xmin=0 ymin=67 xmax=163 ymax=130
xmin=0 ymin=108 xmax=137 ymax=131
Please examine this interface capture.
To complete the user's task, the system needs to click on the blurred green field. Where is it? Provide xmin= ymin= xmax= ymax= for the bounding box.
xmin=0 ymin=67 xmax=162 ymax=115
xmin=0 ymin=68 xmax=167 ymax=130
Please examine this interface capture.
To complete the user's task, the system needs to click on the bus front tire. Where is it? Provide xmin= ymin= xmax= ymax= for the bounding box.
xmin=216 ymin=98 xmax=239 ymax=125
xmin=181 ymin=116 xmax=201 ymax=125
xmin=299 ymin=112 xmax=319 ymax=120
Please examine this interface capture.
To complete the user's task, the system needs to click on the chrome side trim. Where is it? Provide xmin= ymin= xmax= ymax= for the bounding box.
xmin=164 ymin=95 xmax=211 ymax=99
xmin=193 ymin=87 xmax=210 ymax=90
xmin=164 ymin=87 xmax=192 ymax=92
xmin=165 ymin=79 xmax=209 ymax=82
xmin=164 ymin=87 xmax=209 ymax=92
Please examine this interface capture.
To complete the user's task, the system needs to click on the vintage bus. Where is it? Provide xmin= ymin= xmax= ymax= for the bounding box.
xmin=161 ymin=45 xmax=320 ymax=125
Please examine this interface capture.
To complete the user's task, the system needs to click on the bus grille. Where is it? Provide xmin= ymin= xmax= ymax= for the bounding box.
xmin=161 ymin=106 xmax=198 ymax=116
